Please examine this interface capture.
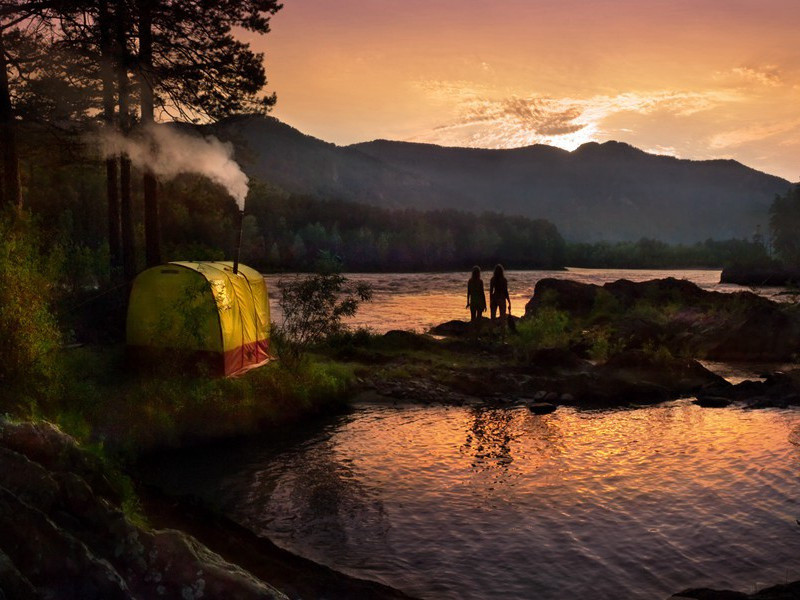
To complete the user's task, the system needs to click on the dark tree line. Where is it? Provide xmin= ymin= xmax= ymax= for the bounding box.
xmin=239 ymin=185 xmax=568 ymax=271
xmin=0 ymin=0 xmax=280 ymax=281
xmin=769 ymin=184 xmax=800 ymax=267
xmin=567 ymin=237 xmax=770 ymax=269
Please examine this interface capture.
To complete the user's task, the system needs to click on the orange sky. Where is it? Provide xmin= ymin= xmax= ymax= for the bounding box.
xmin=245 ymin=0 xmax=800 ymax=180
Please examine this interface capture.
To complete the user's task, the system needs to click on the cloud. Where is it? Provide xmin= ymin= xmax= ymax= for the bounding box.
xmin=411 ymin=84 xmax=735 ymax=150
xmin=715 ymin=65 xmax=783 ymax=87
xmin=708 ymin=118 xmax=800 ymax=150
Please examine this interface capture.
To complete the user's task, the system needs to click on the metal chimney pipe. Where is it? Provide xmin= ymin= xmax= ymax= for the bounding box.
xmin=232 ymin=209 xmax=244 ymax=275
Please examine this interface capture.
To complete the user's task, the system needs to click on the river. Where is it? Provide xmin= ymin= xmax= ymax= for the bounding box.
xmin=146 ymin=401 xmax=800 ymax=600
xmin=265 ymin=268 xmax=790 ymax=334
xmin=146 ymin=268 xmax=800 ymax=599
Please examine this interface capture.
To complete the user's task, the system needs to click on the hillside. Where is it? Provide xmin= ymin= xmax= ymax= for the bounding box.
xmin=208 ymin=115 xmax=790 ymax=243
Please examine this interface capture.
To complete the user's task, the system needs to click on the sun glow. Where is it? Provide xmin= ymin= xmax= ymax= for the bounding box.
xmin=250 ymin=0 xmax=800 ymax=179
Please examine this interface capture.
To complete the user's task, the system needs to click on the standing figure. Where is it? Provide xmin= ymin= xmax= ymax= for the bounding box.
xmin=490 ymin=264 xmax=511 ymax=329
xmin=466 ymin=266 xmax=487 ymax=327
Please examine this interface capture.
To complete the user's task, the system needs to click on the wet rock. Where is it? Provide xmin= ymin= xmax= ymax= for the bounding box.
xmin=693 ymin=396 xmax=732 ymax=408
xmin=528 ymin=402 xmax=557 ymax=415
xmin=673 ymin=580 xmax=800 ymax=599
xmin=702 ymin=369 xmax=800 ymax=409
xmin=0 ymin=419 xmax=289 ymax=600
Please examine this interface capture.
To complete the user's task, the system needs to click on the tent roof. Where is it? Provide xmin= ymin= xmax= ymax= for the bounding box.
xmin=169 ymin=261 xmax=263 ymax=284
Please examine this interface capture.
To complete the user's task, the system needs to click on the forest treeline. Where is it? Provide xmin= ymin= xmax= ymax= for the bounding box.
xmin=18 ymin=143 xmax=780 ymax=279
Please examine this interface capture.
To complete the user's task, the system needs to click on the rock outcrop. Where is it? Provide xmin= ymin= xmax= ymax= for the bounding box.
xmin=525 ymin=277 xmax=800 ymax=362
xmin=0 ymin=419 xmax=288 ymax=600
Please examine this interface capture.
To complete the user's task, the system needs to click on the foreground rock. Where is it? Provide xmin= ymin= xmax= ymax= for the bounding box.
xmin=0 ymin=419 xmax=288 ymax=600
xmin=702 ymin=369 xmax=800 ymax=409
xmin=525 ymin=277 xmax=800 ymax=362
xmin=0 ymin=419 xmax=413 ymax=600
xmin=673 ymin=581 xmax=800 ymax=599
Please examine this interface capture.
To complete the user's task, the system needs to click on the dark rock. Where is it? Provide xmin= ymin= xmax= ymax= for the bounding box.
xmin=0 ymin=549 xmax=37 ymax=600
xmin=693 ymin=396 xmax=733 ymax=408
xmin=674 ymin=580 xmax=800 ymax=599
xmin=0 ymin=420 xmax=289 ymax=600
xmin=544 ymin=392 xmax=559 ymax=403
xmin=526 ymin=347 xmax=592 ymax=370
xmin=528 ymin=402 xmax=557 ymax=415
xmin=381 ymin=330 xmax=437 ymax=350
xmin=523 ymin=277 xmax=800 ymax=362
xmin=429 ymin=319 xmax=474 ymax=336
xmin=525 ymin=278 xmax=600 ymax=316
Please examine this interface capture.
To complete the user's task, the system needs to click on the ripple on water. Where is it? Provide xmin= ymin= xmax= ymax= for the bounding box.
xmin=145 ymin=403 xmax=800 ymax=600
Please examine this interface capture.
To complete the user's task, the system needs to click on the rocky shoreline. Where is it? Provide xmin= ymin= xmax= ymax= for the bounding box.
xmin=2 ymin=276 xmax=799 ymax=599
xmin=0 ymin=419 xmax=413 ymax=600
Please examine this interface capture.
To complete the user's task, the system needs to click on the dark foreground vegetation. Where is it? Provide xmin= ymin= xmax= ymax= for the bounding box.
xmin=721 ymin=184 xmax=800 ymax=286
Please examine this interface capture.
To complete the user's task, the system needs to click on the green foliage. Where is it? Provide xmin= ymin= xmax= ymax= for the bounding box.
xmin=514 ymin=307 xmax=571 ymax=357
xmin=0 ymin=216 xmax=62 ymax=406
xmin=54 ymin=345 xmax=355 ymax=457
xmin=770 ymin=184 xmax=800 ymax=266
xmin=641 ymin=341 xmax=676 ymax=366
xmin=276 ymin=254 xmax=374 ymax=364
xmin=585 ymin=326 xmax=625 ymax=362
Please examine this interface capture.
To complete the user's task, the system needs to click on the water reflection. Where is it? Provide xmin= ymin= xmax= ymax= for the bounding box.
xmin=145 ymin=403 xmax=800 ymax=600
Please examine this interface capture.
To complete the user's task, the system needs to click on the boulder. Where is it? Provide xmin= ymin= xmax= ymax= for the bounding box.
xmin=528 ymin=402 xmax=557 ymax=415
xmin=0 ymin=420 xmax=289 ymax=600
xmin=693 ymin=396 xmax=733 ymax=408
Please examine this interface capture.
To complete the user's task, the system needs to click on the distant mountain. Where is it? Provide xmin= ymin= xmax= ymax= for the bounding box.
xmin=209 ymin=115 xmax=790 ymax=243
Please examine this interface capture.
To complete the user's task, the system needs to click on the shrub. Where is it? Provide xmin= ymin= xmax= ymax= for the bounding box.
xmin=513 ymin=307 xmax=571 ymax=360
xmin=276 ymin=254 xmax=373 ymax=365
xmin=0 ymin=215 xmax=62 ymax=408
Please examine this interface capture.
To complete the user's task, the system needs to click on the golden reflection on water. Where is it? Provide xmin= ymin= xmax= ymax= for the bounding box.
xmin=147 ymin=401 xmax=800 ymax=600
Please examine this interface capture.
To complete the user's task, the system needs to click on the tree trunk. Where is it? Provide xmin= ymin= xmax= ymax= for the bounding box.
xmin=0 ymin=27 xmax=22 ymax=210
xmin=116 ymin=0 xmax=136 ymax=281
xmin=99 ymin=0 xmax=121 ymax=271
xmin=139 ymin=0 xmax=160 ymax=266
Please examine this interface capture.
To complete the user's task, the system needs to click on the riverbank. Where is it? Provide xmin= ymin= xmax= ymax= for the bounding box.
xmin=2 ymin=276 xmax=799 ymax=598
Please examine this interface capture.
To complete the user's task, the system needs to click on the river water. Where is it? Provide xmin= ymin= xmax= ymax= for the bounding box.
xmin=146 ymin=268 xmax=800 ymax=599
xmin=147 ymin=401 xmax=800 ymax=599
xmin=265 ymin=268 xmax=789 ymax=334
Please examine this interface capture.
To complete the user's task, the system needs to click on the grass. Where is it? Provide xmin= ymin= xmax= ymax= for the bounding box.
xmin=38 ymin=345 xmax=356 ymax=459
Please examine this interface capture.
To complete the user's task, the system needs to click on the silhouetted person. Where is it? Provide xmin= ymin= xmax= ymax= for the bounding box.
xmin=490 ymin=264 xmax=511 ymax=330
xmin=466 ymin=266 xmax=487 ymax=328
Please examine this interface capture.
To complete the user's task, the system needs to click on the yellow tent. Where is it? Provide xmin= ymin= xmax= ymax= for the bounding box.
xmin=126 ymin=261 xmax=271 ymax=376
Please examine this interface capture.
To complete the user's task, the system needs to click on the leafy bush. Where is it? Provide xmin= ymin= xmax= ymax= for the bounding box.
xmin=0 ymin=215 xmax=62 ymax=407
xmin=276 ymin=255 xmax=373 ymax=364
xmin=513 ymin=307 xmax=571 ymax=360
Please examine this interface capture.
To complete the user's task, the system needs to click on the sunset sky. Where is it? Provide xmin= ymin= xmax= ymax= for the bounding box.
xmin=247 ymin=0 xmax=800 ymax=181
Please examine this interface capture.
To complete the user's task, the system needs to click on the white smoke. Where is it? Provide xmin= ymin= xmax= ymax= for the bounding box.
xmin=100 ymin=124 xmax=249 ymax=210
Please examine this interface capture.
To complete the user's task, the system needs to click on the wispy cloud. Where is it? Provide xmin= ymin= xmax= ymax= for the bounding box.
xmin=709 ymin=118 xmax=800 ymax=149
xmin=410 ymin=85 xmax=737 ymax=150
xmin=715 ymin=65 xmax=783 ymax=87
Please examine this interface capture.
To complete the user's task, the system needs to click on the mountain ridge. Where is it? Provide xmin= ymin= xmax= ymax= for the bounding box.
xmin=208 ymin=115 xmax=790 ymax=243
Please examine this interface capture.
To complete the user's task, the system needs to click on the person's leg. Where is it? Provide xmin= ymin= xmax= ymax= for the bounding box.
xmin=490 ymin=298 xmax=498 ymax=320
xmin=498 ymin=302 xmax=507 ymax=336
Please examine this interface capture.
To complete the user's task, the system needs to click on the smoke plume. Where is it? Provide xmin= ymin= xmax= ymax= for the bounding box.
xmin=100 ymin=124 xmax=249 ymax=210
